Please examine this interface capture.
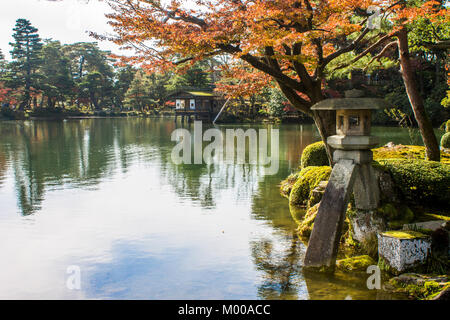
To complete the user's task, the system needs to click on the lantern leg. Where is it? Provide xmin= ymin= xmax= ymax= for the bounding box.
xmin=353 ymin=163 xmax=380 ymax=210
xmin=303 ymin=159 xmax=359 ymax=272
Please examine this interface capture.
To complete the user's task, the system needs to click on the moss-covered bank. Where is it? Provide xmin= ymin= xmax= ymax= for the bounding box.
xmin=280 ymin=142 xmax=450 ymax=298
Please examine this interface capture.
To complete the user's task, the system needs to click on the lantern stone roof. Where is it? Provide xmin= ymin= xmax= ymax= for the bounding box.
xmin=311 ymin=89 xmax=391 ymax=111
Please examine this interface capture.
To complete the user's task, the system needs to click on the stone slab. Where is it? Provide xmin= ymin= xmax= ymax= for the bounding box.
xmin=403 ymin=220 xmax=447 ymax=232
xmin=303 ymin=159 xmax=359 ymax=271
xmin=378 ymin=231 xmax=431 ymax=273
xmin=353 ymin=163 xmax=380 ymax=210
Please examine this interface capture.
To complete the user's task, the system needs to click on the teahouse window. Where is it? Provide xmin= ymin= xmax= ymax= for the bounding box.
xmin=176 ymin=99 xmax=182 ymax=109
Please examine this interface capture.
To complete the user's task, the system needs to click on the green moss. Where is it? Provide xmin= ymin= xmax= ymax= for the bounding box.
xmin=378 ymin=203 xmax=398 ymax=220
xmin=376 ymin=203 xmax=415 ymax=229
xmin=290 ymin=206 xmax=307 ymax=225
xmin=375 ymin=159 xmax=450 ymax=207
xmin=372 ymin=144 xmax=450 ymax=163
xmin=300 ymin=141 xmax=329 ymax=168
xmin=378 ymin=257 xmax=397 ymax=274
xmin=279 ymin=171 xmax=300 ymax=199
xmin=359 ymin=233 xmax=379 ymax=259
xmin=336 ymin=255 xmax=377 ymax=272
xmin=388 ymin=277 xmax=450 ymax=300
xmin=297 ymin=203 xmax=319 ymax=239
xmin=381 ymin=230 xmax=428 ymax=239
xmin=423 ymin=213 xmax=450 ymax=221
xmin=440 ymin=132 xmax=450 ymax=149
xmin=289 ymin=166 xmax=331 ymax=210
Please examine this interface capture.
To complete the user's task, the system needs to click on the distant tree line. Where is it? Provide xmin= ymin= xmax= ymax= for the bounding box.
xmin=0 ymin=19 xmax=216 ymax=114
xmin=0 ymin=18 xmax=448 ymax=130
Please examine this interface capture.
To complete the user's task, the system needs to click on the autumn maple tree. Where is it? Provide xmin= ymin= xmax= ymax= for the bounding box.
xmin=99 ymin=0 xmax=446 ymax=161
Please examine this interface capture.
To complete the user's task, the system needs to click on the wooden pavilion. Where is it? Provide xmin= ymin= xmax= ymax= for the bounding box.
xmin=166 ymin=90 xmax=224 ymax=122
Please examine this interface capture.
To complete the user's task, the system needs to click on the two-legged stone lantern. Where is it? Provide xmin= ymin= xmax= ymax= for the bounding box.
xmin=303 ymin=89 xmax=388 ymax=272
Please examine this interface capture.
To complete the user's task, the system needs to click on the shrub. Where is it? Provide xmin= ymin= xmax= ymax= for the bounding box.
xmin=375 ymin=159 xmax=450 ymax=207
xmin=440 ymin=132 xmax=450 ymax=149
xmin=289 ymin=166 xmax=332 ymax=209
xmin=300 ymin=141 xmax=329 ymax=168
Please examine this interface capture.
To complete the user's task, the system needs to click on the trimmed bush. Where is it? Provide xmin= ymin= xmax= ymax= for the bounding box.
xmin=301 ymin=141 xmax=329 ymax=168
xmin=375 ymin=159 xmax=450 ymax=207
xmin=440 ymin=132 xmax=450 ymax=149
xmin=289 ymin=166 xmax=332 ymax=209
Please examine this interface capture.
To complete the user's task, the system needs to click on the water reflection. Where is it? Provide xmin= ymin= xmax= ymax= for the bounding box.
xmin=0 ymin=118 xmax=410 ymax=299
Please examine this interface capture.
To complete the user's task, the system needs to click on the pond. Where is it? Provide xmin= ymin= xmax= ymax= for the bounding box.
xmin=0 ymin=118 xmax=427 ymax=299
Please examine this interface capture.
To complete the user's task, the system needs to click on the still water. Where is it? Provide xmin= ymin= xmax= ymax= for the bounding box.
xmin=0 ymin=118 xmax=419 ymax=300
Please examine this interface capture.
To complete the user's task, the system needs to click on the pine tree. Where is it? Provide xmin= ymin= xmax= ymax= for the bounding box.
xmin=0 ymin=48 xmax=6 ymax=76
xmin=9 ymin=19 xmax=43 ymax=109
xmin=39 ymin=40 xmax=73 ymax=108
xmin=123 ymin=70 xmax=150 ymax=111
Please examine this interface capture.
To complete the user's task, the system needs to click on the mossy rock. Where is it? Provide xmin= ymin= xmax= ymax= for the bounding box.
xmin=336 ymin=255 xmax=377 ymax=272
xmin=300 ymin=141 xmax=329 ymax=168
xmin=375 ymin=159 xmax=450 ymax=207
xmin=290 ymin=205 xmax=307 ymax=225
xmin=279 ymin=171 xmax=300 ymax=199
xmin=289 ymin=166 xmax=331 ymax=210
xmin=388 ymin=274 xmax=450 ymax=300
xmin=441 ymin=132 xmax=450 ymax=149
xmin=297 ymin=203 xmax=319 ymax=239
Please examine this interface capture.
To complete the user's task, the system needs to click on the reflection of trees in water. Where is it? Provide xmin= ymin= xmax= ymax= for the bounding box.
xmin=0 ymin=120 xmax=140 ymax=215
xmin=251 ymin=170 xmax=296 ymax=230
xmin=160 ymin=161 xmax=263 ymax=209
xmin=0 ymin=118 xmax=264 ymax=214
xmin=0 ymin=118 xmax=315 ymax=218
xmin=250 ymin=232 xmax=303 ymax=300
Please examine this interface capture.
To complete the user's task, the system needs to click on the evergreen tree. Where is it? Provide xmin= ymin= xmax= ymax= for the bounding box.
xmin=123 ymin=70 xmax=150 ymax=111
xmin=113 ymin=65 xmax=136 ymax=110
xmin=165 ymin=63 xmax=211 ymax=92
xmin=0 ymin=48 xmax=7 ymax=76
xmin=9 ymin=19 xmax=43 ymax=109
xmin=63 ymin=42 xmax=114 ymax=109
xmin=39 ymin=40 xmax=73 ymax=108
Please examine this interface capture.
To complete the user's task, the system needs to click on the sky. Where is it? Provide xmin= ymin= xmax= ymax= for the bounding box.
xmin=0 ymin=0 xmax=125 ymax=59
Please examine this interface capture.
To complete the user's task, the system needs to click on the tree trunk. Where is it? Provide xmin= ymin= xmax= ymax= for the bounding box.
xmin=312 ymin=110 xmax=336 ymax=165
xmin=397 ymin=27 xmax=440 ymax=161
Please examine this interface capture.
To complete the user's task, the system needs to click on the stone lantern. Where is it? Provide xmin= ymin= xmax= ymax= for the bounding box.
xmin=313 ymin=89 xmax=385 ymax=151
xmin=303 ymin=89 xmax=390 ymax=272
